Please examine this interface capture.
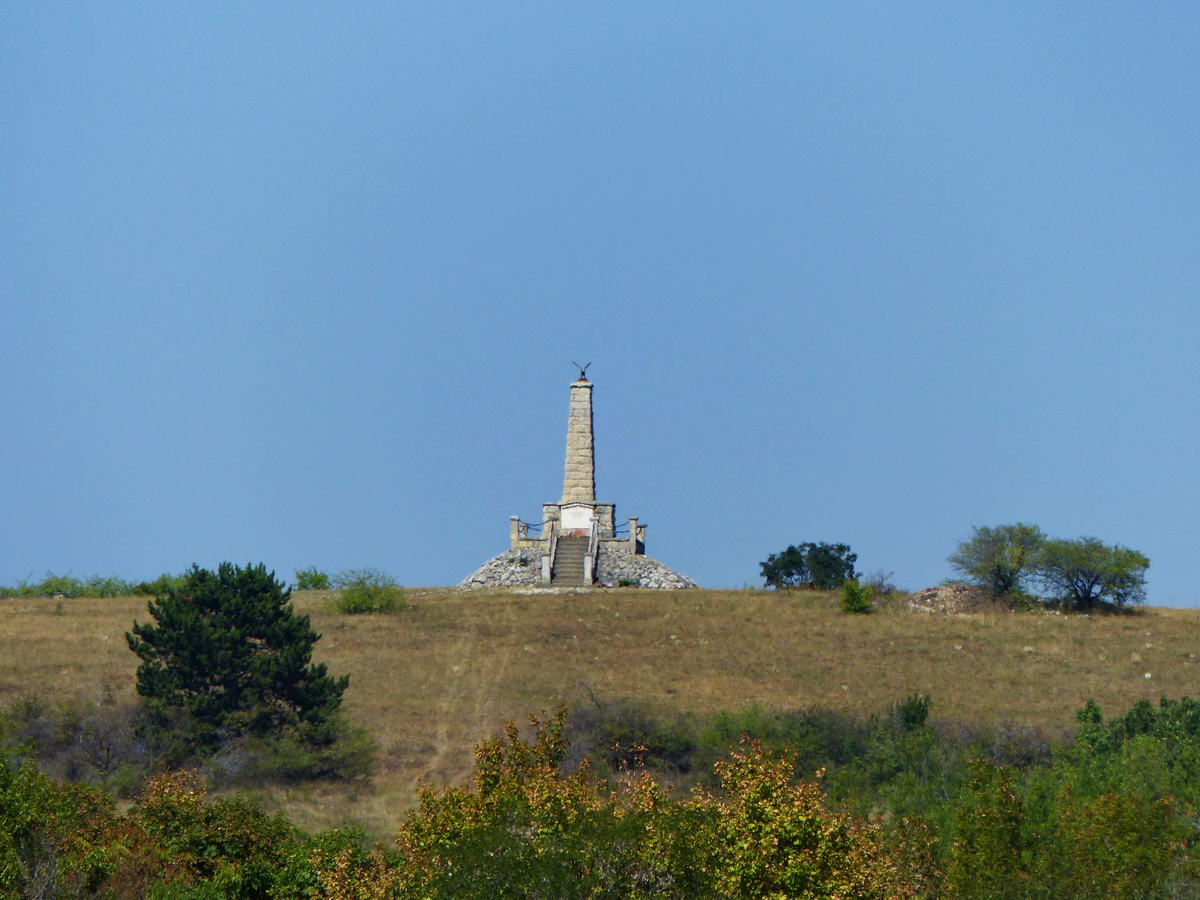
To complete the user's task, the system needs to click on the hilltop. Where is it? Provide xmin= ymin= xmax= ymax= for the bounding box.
xmin=3 ymin=587 xmax=1199 ymax=836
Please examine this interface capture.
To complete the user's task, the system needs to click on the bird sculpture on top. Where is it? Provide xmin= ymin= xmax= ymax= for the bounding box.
xmin=571 ymin=360 xmax=592 ymax=381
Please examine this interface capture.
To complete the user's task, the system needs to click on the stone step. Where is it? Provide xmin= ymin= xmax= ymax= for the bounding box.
xmin=552 ymin=537 xmax=590 ymax=586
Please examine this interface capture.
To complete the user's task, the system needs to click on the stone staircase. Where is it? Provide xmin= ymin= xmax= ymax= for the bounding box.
xmin=551 ymin=536 xmax=590 ymax=586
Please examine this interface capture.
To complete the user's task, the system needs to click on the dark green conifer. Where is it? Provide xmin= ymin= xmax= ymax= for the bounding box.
xmin=127 ymin=562 xmax=348 ymax=737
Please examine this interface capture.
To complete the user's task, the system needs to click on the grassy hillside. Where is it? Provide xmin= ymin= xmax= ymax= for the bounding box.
xmin=3 ymin=587 xmax=1200 ymax=837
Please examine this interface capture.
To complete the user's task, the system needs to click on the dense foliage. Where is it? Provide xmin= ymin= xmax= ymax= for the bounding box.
xmin=0 ymin=571 xmax=193 ymax=598
xmin=760 ymin=543 xmax=859 ymax=590
xmin=126 ymin=563 xmax=349 ymax=739
xmin=7 ymin=693 xmax=1200 ymax=898
xmin=947 ymin=524 xmax=1149 ymax=610
xmin=0 ymin=573 xmax=136 ymax=599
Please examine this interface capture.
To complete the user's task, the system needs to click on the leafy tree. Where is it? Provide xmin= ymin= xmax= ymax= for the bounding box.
xmin=947 ymin=523 xmax=1045 ymax=596
xmin=705 ymin=738 xmax=905 ymax=899
xmin=126 ymin=563 xmax=349 ymax=739
xmin=760 ymin=542 xmax=858 ymax=590
xmin=946 ymin=761 xmax=1030 ymax=899
xmin=1035 ymin=537 xmax=1149 ymax=610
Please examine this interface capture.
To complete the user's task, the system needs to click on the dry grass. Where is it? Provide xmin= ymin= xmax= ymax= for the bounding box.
xmin=3 ymin=587 xmax=1200 ymax=838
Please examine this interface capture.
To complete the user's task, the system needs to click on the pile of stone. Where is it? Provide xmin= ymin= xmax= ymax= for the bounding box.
xmin=908 ymin=584 xmax=1053 ymax=615
xmin=457 ymin=547 xmax=697 ymax=590
xmin=596 ymin=548 xmax=697 ymax=589
xmin=458 ymin=549 xmax=544 ymax=589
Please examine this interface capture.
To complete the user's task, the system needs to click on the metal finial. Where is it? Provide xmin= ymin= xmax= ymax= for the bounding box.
xmin=570 ymin=360 xmax=592 ymax=380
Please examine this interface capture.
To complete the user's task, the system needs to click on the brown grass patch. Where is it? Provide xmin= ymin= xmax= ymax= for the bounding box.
xmin=3 ymin=587 xmax=1200 ymax=837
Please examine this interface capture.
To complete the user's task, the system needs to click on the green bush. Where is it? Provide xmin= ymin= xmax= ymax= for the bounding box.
xmin=4 ymin=572 xmax=137 ymax=598
xmin=0 ymin=694 xmax=153 ymax=794
xmin=890 ymin=692 xmax=931 ymax=730
xmin=292 ymin=567 xmax=330 ymax=591
xmin=568 ymin=699 xmax=696 ymax=774
xmin=698 ymin=704 xmax=868 ymax=782
xmin=132 ymin=572 xmax=189 ymax=596
xmin=331 ymin=568 xmax=406 ymax=614
xmin=840 ymin=579 xmax=874 ymax=613
xmin=135 ymin=771 xmax=299 ymax=900
xmin=204 ymin=718 xmax=377 ymax=784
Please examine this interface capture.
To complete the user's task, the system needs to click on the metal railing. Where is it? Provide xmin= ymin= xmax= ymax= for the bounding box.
xmin=513 ymin=518 xmax=544 ymax=539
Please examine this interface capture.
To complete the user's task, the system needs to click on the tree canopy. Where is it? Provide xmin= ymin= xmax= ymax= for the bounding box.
xmin=760 ymin=542 xmax=858 ymax=590
xmin=1035 ymin=537 xmax=1149 ymax=610
xmin=126 ymin=562 xmax=348 ymax=738
xmin=947 ymin=523 xmax=1045 ymax=596
xmin=946 ymin=525 xmax=1149 ymax=610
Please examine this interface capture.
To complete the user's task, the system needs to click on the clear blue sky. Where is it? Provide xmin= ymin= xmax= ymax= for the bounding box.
xmin=3 ymin=3 xmax=1197 ymax=603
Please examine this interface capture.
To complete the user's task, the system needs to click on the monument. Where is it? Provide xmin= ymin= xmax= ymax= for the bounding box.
xmin=458 ymin=369 xmax=696 ymax=590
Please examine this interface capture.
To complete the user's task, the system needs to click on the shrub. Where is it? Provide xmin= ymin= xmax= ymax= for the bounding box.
xmin=132 ymin=572 xmax=189 ymax=596
xmin=5 ymin=572 xmax=137 ymax=598
xmin=331 ymin=568 xmax=406 ymax=614
xmin=841 ymin=579 xmax=874 ymax=613
xmin=293 ymin=567 xmax=330 ymax=591
xmin=204 ymin=718 xmax=377 ymax=784
xmin=126 ymin=562 xmax=349 ymax=742
xmin=697 ymin=705 xmax=868 ymax=781
xmin=890 ymin=692 xmax=931 ymax=731
xmin=568 ymin=698 xmax=696 ymax=774
xmin=0 ymin=693 xmax=153 ymax=795
xmin=864 ymin=569 xmax=901 ymax=595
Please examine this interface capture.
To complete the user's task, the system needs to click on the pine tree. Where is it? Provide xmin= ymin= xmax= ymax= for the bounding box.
xmin=126 ymin=562 xmax=348 ymax=738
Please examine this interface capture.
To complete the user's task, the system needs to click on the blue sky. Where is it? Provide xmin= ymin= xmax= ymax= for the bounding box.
xmin=3 ymin=3 xmax=1197 ymax=603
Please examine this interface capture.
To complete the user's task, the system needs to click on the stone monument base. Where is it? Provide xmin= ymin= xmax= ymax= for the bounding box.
xmin=458 ymin=547 xmax=697 ymax=590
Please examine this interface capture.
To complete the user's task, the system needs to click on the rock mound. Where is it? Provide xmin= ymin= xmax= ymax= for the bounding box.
xmin=457 ymin=547 xmax=697 ymax=590
xmin=908 ymin=584 xmax=1053 ymax=615
xmin=457 ymin=548 xmax=543 ymax=590
xmin=908 ymin=584 xmax=995 ymax=614
xmin=596 ymin=548 xmax=698 ymax=589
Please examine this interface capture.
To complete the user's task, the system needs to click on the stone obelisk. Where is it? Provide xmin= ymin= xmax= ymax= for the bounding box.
xmin=561 ymin=377 xmax=596 ymax=504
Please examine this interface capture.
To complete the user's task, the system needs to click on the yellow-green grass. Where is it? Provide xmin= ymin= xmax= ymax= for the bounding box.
xmin=3 ymin=588 xmax=1200 ymax=838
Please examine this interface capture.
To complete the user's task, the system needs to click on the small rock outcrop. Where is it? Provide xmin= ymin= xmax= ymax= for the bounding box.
xmin=457 ymin=547 xmax=697 ymax=590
